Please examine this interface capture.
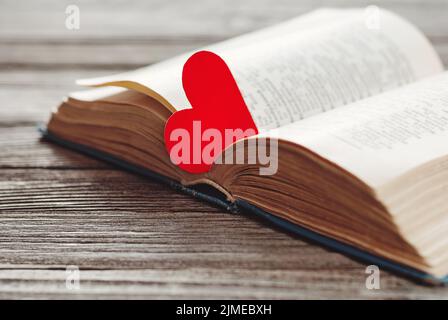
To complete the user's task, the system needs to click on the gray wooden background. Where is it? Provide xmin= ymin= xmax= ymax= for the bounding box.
xmin=1 ymin=0 xmax=448 ymax=299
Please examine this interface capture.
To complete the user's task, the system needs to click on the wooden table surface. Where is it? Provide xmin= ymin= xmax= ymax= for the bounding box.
xmin=1 ymin=0 xmax=448 ymax=299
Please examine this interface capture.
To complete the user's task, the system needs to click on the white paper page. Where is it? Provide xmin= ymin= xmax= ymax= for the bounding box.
xmin=273 ymin=72 xmax=448 ymax=188
xmin=73 ymin=8 xmax=346 ymax=102
xmin=228 ymin=9 xmax=442 ymax=130
xmin=75 ymin=8 xmax=442 ymax=132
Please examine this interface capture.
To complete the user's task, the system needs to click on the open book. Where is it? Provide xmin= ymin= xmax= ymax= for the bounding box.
xmin=44 ymin=8 xmax=448 ymax=284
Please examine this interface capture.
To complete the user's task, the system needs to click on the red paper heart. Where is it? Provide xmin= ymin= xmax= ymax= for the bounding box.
xmin=164 ymin=51 xmax=258 ymax=174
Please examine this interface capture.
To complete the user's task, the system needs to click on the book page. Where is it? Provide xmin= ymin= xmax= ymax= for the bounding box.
xmin=273 ymin=72 xmax=448 ymax=188
xmin=74 ymin=9 xmax=347 ymax=103
xmin=76 ymin=8 xmax=442 ymax=132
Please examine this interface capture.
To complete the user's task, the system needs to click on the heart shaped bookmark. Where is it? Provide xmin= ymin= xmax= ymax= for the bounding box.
xmin=164 ymin=51 xmax=258 ymax=174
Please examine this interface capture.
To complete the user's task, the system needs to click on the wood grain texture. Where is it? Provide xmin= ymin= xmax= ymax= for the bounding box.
xmin=1 ymin=0 xmax=448 ymax=68
xmin=0 ymin=0 xmax=448 ymax=299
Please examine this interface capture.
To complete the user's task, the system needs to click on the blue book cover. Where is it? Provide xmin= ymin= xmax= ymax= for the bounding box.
xmin=40 ymin=128 xmax=448 ymax=285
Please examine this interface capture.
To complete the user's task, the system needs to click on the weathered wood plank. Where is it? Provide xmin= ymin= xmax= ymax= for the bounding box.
xmin=0 ymin=168 xmax=447 ymax=299
xmin=0 ymin=40 xmax=210 ymax=69
xmin=2 ymin=0 xmax=448 ymax=39
xmin=0 ymin=132 xmax=446 ymax=297
xmin=2 ymin=40 xmax=447 ymax=69
xmin=0 ymin=69 xmax=107 ymax=125
xmin=0 ymin=126 xmax=106 ymax=168
xmin=0 ymin=268 xmax=445 ymax=299
xmin=1 ymin=0 xmax=448 ymax=68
